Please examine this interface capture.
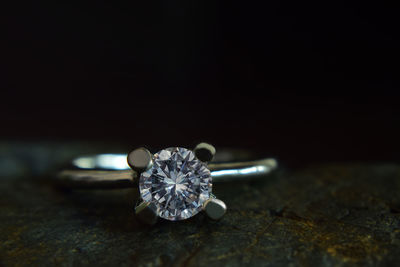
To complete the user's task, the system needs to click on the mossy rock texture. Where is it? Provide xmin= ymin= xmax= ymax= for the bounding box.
xmin=1 ymin=142 xmax=400 ymax=266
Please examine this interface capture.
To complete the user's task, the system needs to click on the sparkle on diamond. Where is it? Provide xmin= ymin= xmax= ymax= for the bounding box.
xmin=139 ymin=147 xmax=212 ymax=221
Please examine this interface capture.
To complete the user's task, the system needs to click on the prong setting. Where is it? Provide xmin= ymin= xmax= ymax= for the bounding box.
xmin=134 ymin=145 xmax=226 ymax=222
xmin=204 ymin=198 xmax=227 ymax=220
xmin=194 ymin=143 xmax=216 ymax=162
xmin=135 ymin=201 xmax=158 ymax=225
xmin=127 ymin=147 xmax=153 ymax=173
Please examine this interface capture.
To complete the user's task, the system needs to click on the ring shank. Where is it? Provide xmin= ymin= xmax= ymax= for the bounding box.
xmin=57 ymin=152 xmax=278 ymax=189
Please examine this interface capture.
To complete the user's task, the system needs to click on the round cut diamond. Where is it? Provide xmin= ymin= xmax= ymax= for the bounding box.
xmin=139 ymin=147 xmax=212 ymax=221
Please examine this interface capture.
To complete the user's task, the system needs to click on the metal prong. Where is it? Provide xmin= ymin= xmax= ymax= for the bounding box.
xmin=135 ymin=201 xmax=158 ymax=225
xmin=203 ymin=198 xmax=227 ymax=220
xmin=194 ymin=143 xmax=216 ymax=162
xmin=127 ymin=147 xmax=153 ymax=173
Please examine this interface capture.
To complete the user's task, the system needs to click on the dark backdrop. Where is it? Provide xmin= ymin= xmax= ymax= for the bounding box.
xmin=2 ymin=1 xmax=400 ymax=166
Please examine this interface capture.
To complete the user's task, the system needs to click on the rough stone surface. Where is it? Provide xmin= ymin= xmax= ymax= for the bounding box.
xmin=1 ymin=142 xmax=400 ymax=266
xmin=140 ymin=147 xmax=212 ymax=221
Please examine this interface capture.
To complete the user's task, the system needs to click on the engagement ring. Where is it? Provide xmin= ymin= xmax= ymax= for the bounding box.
xmin=57 ymin=143 xmax=277 ymax=224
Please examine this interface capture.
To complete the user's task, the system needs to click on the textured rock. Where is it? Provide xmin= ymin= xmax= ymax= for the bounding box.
xmin=1 ymin=142 xmax=400 ymax=266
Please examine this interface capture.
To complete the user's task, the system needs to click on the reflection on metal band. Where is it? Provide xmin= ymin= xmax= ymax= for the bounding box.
xmin=211 ymin=165 xmax=269 ymax=177
xmin=73 ymin=154 xmax=129 ymax=170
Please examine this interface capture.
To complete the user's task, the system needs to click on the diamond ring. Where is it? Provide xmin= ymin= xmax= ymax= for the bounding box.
xmin=58 ymin=143 xmax=277 ymax=224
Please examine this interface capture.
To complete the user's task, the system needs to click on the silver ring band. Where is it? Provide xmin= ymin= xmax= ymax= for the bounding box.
xmin=57 ymin=152 xmax=278 ymax=189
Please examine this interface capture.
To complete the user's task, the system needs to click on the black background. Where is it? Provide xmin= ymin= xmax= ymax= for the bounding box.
xmin=2 ymin=1 xmax=400 ymax=166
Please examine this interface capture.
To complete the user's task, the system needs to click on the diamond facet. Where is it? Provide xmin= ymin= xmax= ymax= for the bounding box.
xmin=139 ymin=147 xmax=212 ymax=221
